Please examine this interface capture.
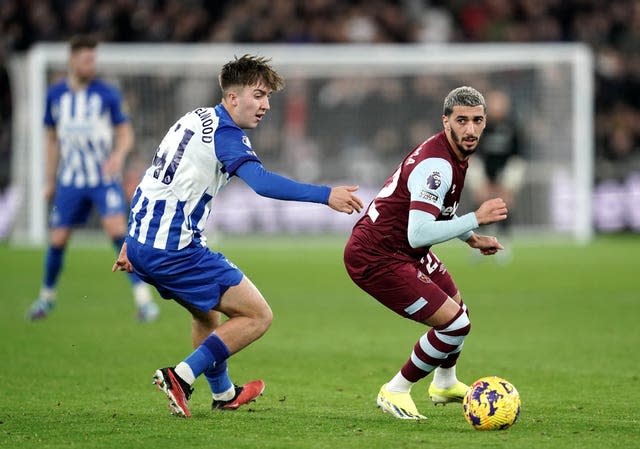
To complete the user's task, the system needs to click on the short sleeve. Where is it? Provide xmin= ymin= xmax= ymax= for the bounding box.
xmin=214 ymin=125 xmax=261 ymax=176
xmin=108 ymin=86 xmax=128 ymax=125
xmin=407 ymin=157 xmax=453 ymax=217
xmin=43 ymin=89 xmax=55 ymax=127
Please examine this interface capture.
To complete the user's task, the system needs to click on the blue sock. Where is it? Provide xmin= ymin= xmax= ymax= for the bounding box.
xmin=184 ymin=333 xmax=230 ymax=379
xmin=204 ymin=360 xmax=233 ymax=395
xmin=44 ymin=246 xmax=65 ymax=289
xmin=112 ymin=236 xmax=143 ymax=285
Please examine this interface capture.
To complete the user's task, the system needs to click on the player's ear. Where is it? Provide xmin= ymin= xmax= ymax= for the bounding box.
xmin=442 ymin=115 xmax=450 ymax=131
xmin=230 ymin=92 xmax=238 ymax=107
xmin=224 ymin=90 xmax=238 ymax=107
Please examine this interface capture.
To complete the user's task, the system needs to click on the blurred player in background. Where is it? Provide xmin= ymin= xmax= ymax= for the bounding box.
xmin=467 ymin=89 xmax=525 ymax=261
xmin=112 ymin=54 xmax=363 ymax=417
xmin=344 ymin=86 xmax=507 ymax=420
xmin=28 ymin=35 xmax=158 ymax=322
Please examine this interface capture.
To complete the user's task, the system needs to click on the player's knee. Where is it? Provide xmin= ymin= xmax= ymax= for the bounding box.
xmin=260 ymin=305 xmax=273 ymax=332
xmin=49 ymin=231 xmax=70 ymax=248
xmin=438 ymin=308 xmax=471 ymax=338
xmin=253 ymin=301 xmax=273 ymax=337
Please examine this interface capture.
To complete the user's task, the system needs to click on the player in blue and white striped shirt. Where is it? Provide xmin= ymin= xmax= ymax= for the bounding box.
xmin=28 ymin=35 xmax=158 ymax=322
xmin=113 ymin=55 xmax=363 ymax=416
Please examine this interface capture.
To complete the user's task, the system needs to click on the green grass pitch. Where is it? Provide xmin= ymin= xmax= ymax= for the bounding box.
xmin=1 ymin=234 xmax=638 ymax=448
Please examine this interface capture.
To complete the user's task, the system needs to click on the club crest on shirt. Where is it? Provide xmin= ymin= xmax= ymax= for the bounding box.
xmin=426 ymin=171 xmax=441 ymax=189
xmin=416 ymin=270 xmax=432 ymax=284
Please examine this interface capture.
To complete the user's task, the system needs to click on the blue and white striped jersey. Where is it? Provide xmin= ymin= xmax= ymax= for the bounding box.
xmin=128 ymin=104 xmax=261 ymax=250
xmin=44 ymin=79 xmax=128 ymax=188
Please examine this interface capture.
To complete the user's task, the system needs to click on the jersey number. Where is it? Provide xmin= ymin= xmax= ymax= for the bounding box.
xmin=368 ymin=166 xmax=401 ymax=222
xmin=151 ymin=127 xmax=195 ymax=185
xmin=423 ymin=252 xmax=441 ymax=275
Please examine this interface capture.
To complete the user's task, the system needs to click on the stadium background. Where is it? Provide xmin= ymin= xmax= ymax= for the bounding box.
xmin=0 ymin=0 xmax=639 ymax=240
xmin=1 ymin=3 xmax=639 ymax=448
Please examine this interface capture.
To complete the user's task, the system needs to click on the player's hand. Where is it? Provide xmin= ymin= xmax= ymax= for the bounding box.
xmin=328 ymin=185 xmax=364 ymax=214
xmin=474 ymin=197 xmax=508 ymax=225
xmin=466 ymin=233 xmax=504 ymax=255
xmin=112 ymin=242 xmax=133 ymax=273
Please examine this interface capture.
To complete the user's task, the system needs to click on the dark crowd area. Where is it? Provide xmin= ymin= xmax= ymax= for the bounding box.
xmin=1 ymin=0 xmax=639 ymax=232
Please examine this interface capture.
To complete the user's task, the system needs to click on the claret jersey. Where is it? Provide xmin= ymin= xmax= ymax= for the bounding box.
xmin=351 ymin=131 xmax=467 ymax=260
xmin=128 ymin=104 xmax=260 ymax=250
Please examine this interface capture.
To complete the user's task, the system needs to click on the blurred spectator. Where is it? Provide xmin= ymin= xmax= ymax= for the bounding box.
xmin=1 ymin=0 xmax=639 ymax=235
xmin=596 ymin=103 xmax=640 ymax=182
xmin=467 ymin=89 xmax=526 ymax=258
xmin=469 ymin=90 xmax=525 ymax=210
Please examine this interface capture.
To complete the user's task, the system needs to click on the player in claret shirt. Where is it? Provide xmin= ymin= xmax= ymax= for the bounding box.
xmin=113 ymin=54 xmax=363 ymax=417
xmin=28 ymin=35 xmax=158 ymax=322
xmin=344 ymin=86 xmax=508 ymax=420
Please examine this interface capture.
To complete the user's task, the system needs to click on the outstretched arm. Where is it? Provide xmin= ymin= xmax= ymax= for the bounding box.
xmin=235 ymin=161 xmax=362 ymax=214
xmin=327 ymin=185 xmax=363 ymax=214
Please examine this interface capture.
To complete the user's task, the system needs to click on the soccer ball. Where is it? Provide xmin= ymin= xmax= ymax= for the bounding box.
xmin=463 ymin=376 xmax=521 ymax=430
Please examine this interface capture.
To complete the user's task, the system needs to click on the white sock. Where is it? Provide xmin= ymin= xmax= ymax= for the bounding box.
xmin=40 ymin=287 xmax=56 ymax=302
xmin=133 ymin=283 xmax=153 ymax=307
xmin=432 ymin=366 xmax=458 ymax=389
xmin=174 ymin=362 xmax=195 ymax=385
xmin=213 ymin=385 xmax=236 ymax=401
xmin=386 ymin=371 xmax=414 ymax=393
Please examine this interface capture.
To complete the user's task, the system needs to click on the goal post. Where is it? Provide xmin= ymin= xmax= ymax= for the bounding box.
xmin=11 ymin=42 xmax=594 ymax=245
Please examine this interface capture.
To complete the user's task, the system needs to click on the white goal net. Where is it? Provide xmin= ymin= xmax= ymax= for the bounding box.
xmin=10 ymin=43 xmax=593 ymax=245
